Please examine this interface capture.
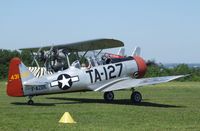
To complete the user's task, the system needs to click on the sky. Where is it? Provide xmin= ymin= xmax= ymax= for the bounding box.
xmin=0 ymin=0 xmax=200 ymax=63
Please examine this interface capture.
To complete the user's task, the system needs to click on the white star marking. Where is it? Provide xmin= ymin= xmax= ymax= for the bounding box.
xmin=58 ymin=75 xmax=71 ymax=88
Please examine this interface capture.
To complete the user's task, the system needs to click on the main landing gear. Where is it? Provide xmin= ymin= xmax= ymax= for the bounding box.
xmin=103 ymin=90 xmax=142 ymax=104
xmin=104 ymin=91 xmax=114 ymax=102
xmin=27 ymin=96 xmax=34 ymax=105
xmin=130 ymin=91 xmax=142 ymax=104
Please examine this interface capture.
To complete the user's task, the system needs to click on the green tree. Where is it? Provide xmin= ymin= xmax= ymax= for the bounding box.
xmin=0 ymin=49 xmax=20 ymax=79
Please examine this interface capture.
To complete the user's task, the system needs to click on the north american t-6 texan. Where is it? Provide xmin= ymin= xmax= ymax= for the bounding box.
xmin=7 ymin=39 xmax=187 ymax=105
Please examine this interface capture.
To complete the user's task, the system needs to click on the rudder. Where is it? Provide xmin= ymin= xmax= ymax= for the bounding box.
xmin=7 ymin=57 xmax=24 ymax=97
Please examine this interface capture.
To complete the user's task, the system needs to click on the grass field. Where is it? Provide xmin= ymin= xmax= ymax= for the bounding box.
xmin=1 ymin=81 xmax=200 ymax=131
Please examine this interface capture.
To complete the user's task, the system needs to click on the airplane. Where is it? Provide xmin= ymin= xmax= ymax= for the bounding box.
xmin=7 ymin=38 xmax=187 ymax=105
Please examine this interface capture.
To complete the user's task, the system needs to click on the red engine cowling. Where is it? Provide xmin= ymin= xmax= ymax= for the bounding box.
xmin=133 ymin=56 xmax=147 ymax=78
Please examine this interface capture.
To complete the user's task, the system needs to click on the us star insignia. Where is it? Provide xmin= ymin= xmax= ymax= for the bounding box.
xmin=50 ymin=74 xmax=79 ymax=90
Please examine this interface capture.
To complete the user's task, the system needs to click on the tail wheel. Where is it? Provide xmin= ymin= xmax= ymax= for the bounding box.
xmin=27 ymin=100 xmax=34 ymax=105
xmin=27 ymin=96 xmax=34 ymax=105
xmin=131 ymin=91 xmax=142 ymax=104
xmin=104 ymin=91 xmax=114 ymax=102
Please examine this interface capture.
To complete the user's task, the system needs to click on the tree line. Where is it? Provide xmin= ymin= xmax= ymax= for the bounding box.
xmin=0 ymin=49 xmax=32 ymax=80
xmin=145 ymin=60 xmax=200 ymax=81
xmin=0 ymin=49 xmax=200 ymax=81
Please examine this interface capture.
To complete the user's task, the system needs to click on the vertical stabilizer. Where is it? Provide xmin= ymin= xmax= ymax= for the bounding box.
xmin=7 ymin=57 xmax=34 ymax=97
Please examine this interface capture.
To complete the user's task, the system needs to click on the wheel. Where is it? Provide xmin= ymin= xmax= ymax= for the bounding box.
xmin=131 ymin=91 xmax=142 ymax=104
xmin=27 ymin=100 xmax=34 ymax=105
xmin=104 ymin=91 xmax=114 ymax=102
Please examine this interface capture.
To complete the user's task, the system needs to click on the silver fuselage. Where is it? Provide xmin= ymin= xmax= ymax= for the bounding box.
xmin=22 ymin=60 xmax=138 ymax=96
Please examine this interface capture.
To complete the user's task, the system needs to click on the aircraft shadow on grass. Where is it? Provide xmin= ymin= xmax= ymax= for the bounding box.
xmin=44 ymin=97 xmax=185 ymax=108
xmin=11 ymin=97 xmax=185 ymax=108
xmin=11 ymin=102 xmax=56 ymax=106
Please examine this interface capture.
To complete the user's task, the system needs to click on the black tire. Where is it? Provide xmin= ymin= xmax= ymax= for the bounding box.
xmin=131 ymin=91 xmax=142 ymax=104
xmin=104 ymin=91 xmax=114 ymax=102
xmin=28 ymin=100 xmax=34 ymax=105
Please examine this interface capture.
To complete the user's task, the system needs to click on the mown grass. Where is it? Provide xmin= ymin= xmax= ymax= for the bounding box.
xmin=0 ymin=81 xmax=200 ymax=131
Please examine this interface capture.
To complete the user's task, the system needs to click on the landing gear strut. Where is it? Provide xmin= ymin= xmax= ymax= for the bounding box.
xmin=131 ymin=91 xmax=142 ymax=104
xmin=27 ymin=96 xmax=34 ymax=105
xmin=104 ymin=91 xmax=114 ymax=102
